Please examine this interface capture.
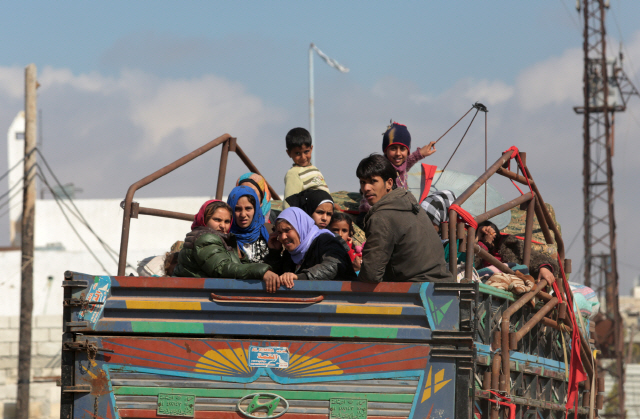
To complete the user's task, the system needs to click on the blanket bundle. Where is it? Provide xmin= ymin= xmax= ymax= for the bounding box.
xmin=485 ymin=271 xmax=535 ymax=294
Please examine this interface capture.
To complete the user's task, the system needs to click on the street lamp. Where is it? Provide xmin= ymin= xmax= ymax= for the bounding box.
xmin=308 ymin=43 xmax=349 ymax=167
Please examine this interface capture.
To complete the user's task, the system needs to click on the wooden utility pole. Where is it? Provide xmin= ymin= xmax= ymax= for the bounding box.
xmin=17 ymin=63 xmax=37 ymax=419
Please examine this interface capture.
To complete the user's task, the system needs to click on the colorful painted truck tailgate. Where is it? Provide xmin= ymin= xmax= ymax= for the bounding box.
xmin=60 ymin=272 xmax=476 ymax=419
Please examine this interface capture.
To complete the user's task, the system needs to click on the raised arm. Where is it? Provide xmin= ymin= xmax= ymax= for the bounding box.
xmin=419 ymin=141 xmax=436 ymax=157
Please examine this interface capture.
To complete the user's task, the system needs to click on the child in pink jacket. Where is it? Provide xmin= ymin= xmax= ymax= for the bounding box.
xmin=359 ymin=122 xmax=437 ymax=212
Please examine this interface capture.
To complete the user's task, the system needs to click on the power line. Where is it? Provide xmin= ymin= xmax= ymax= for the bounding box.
xmin=559 ymin=0 xmax=582 ymax=34
xmin=0 ymin=168 xmax=29 ymax=205
xmin=35 ymin=150 xmax=136 ymax=271
xmin=0 ymin=184 xmax=24 ymax=212
xmin=0 ymin=199 xmax=23 ymax=220
xmin=0 ymin=155 xmax=26 ymax=185
xmin=566 ymin=223 xmax=585 ymax=253
xmin=36 ymin=165 xmax=137 ymax=272
xmin=609 ymin=7 xmax=640 ymax=93
xmin=619 ymin=261 xmax=640 ymax=271
xmin=36 ymin=171 xmax=113 ymax=275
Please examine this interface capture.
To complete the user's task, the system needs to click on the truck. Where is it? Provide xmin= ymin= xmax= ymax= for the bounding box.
xmin=59 ymin=134 xmax=599 ymax=419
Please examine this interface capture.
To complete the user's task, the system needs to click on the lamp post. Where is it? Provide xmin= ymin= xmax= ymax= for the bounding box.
xmin=308 ymin=43 xmax=349 ymax=167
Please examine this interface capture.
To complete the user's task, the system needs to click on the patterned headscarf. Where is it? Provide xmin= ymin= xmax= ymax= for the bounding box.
xmin=276 ymin=207 xmax=334 ymax=264
xmin=236 ymin=172 xmax=272 ymax=219
xmin=227 ymin=186 xmax=270 ymax=248
xmin=191 ymin=199 xmax=222 ymax=230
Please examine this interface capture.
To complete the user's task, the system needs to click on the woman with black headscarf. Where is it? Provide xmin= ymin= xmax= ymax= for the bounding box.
xmin=284 ymin=189 xmax=334 ymax=229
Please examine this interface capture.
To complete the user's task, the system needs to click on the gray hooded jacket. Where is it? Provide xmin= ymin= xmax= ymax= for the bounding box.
xmin=359 ymin=188 xmax=453 ymax=283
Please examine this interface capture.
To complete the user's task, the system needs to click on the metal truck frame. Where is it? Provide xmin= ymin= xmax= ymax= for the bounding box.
xmin=60 ymin=134 xmax=599 ymax=419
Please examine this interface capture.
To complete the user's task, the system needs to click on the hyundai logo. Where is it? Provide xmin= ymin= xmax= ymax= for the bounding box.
xmin=237 ymin=393 xmax=289 ymax=419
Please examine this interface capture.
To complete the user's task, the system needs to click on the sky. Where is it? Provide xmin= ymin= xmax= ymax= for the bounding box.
xmin=1 ymin=1 xmax=640 ymax=293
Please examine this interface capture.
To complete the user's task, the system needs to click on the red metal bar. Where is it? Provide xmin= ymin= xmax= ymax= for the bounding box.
xmin=215 ymin=138 xmax=231 ymax=200
xmin=524 ymin=167 xmax=564 ymax=261
xmin=522 ymin=197 xmax=535 ymax=267
xmin=452 ymin=150 xmax=513 ymax=207
xmin=464 ymin=227 xmax=476 ymax=281
xmin=137 ymin=206 xmax=194 ymax=222
xmin=211 ymin=293 xmax=324 ymax=304
xmin=500 ymin=278 xmax=552 ymax=392
xmin=512 ymin=297 xmax=558 ymax=344
xmin=118 ymin=134 xmax=232 ymax=276
xmin=490 ymin=354 xmax=501 ymax=419
xmin=235 ymin=144 xmax=281 ymax=201
xmin=496 ymin=166 xmax=534 ymax=187
xmin=474 ymin=244 xmax=515 ymax=275
xmin=474 ymin=192 xmax=533 ymax=225
xmin=448 ymin=210 xmax=457 ymax=274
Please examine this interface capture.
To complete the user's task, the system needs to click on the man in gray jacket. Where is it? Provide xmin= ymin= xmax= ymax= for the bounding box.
xmin=356 ymin=154 xmax=453 ymax=283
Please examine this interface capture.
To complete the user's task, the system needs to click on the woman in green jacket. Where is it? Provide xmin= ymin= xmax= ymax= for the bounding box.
xmin=173 ymin=200 xmax=280 ymax=284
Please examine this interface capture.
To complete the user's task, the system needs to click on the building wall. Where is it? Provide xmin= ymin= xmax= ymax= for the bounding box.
xmin=0 ymin=195 xmax=215 ymax=418
xmin=0 ymin=196 xmax=213 ymax=317
xmin=7 ymin=112 xmax=25 ymax=246
xmin=0 ymin=315 xmax=62 ymax=419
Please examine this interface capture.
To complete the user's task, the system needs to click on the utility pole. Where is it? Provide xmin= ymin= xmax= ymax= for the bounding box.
xmin=17 ymin=63 xmax=37 ymax=419
xmin=574 ymin=1 xmax=639 ymax=417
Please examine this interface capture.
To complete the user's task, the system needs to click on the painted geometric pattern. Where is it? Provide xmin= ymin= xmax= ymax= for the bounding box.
xmin=421 ymin=365 xmax=452 ymax=402
xmin=100 ymin=338 xmax=430 ymax=380
xmin=74 ymin=337 xmax=456 ymax=419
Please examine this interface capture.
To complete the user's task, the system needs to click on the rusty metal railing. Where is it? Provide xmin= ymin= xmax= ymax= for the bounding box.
xmin=117 ymin=134 xmax=280 ymax=276
xmin=441 ymin=149 xmax=598 ymax=417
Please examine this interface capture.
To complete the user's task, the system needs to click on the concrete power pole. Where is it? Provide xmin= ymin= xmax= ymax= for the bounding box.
xmin=17 ymin=63 xmax=37 ymax=419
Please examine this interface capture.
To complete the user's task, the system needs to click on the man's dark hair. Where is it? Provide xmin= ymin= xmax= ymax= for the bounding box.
xmin=356 ymin=153 xmax=397 ymax=187
xmin=286 ymin=127 xmax=312 ymax=150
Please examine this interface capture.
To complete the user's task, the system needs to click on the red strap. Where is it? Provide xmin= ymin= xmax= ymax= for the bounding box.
xmin=513 ymin=235 xmax=544 ymax=245
xmin=449 ymin=204 xmax=478 ymax=229
xmin=552 ymin=281 xmax=563 ymax=304
xmin=488 ymin=391 xmax=515 ymax=419
xmin=419 ymin=163 xmax=438 ymax=204
xmin=502 ymin=146 xmax=534 ymax=196
xmin=555 ymin=254 xmax=587 ymax=410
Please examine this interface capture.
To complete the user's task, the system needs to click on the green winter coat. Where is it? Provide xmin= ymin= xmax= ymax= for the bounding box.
xmin=173 ymin=227 xmax=271 ymax=279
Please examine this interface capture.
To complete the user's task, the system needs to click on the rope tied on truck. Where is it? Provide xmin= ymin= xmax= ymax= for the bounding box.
xmin=502 ymin=146 xmax=534 ymax=197
xmin=488 ymin=390 xmax=515 ymax=419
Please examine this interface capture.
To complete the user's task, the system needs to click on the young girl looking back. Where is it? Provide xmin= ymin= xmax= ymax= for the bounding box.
xmin=328 ymin=212 xmax=362 ymax=272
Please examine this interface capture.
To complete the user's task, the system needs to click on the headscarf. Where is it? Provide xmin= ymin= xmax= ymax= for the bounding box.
xmin=420 ymin=190 xmax=456 ymax=225
xmin=277 ymin=207 xmax=334 ymax=264
xmin=227 ymin=185 xmax=270 ymax=248
xmin=236 ymin=172 xmax=272 ymax=219
xmin=285 ymin=189 xmax=333 ymax=218
xmin=192 ymin=199 xmax=222 ymax=230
